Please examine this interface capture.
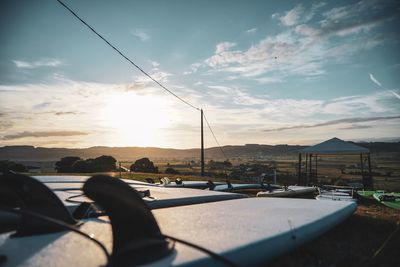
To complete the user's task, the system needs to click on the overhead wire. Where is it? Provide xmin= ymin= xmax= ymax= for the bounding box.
xmin=56 ymin=0 xmax=227 ymax=160
xmin=203 ymin=111 xmax=227 ymax=159
xmin=56 ymin=0 xmax=200 ymax=111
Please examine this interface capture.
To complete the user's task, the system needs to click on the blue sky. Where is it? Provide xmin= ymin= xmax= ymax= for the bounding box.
xmin=0 ymin=0 xmax=399 ymax=148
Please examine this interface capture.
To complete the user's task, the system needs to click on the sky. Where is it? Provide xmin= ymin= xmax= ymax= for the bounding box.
xmin=0 ymin=0 xmax=399 ymax=149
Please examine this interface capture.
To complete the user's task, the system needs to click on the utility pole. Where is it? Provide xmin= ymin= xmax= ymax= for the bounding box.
xmin=201 ymin=109 xmax=205 ymax=176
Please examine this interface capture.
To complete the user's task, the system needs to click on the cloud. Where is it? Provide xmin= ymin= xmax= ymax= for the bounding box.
xmin=207 ymin=85 xmax=232 ymax=93
xmin=54 ymin=111 xmax=79 ymax=116
xmin=2 ymin=131 xmax=90 ymax=140
xmin=279 ymin=4 xmax=305 ymax=26
xmin=215 ymin=42 xmax=236 ymax=54
xmin=339 ymin=124 xmax=373 ymax=130
xmin=273 ymin=2 xmax=325 ymax=27
xmin=319 ymin=16 xmax=389 ymax=38
xmin=246 ymin=28 xmax=257 ymax=34
xmin=1 ymin=74 xmax=398 ymax=148
xmin=318 ymin=0 xmax=398 ymax=38
xmin=320 ymin=92 xmax=393 ymax=115
xmin=131 ymin=29 xmax=150 ymax=41
xmin=123 ymin=70 xmax=173 ymax=92
xmin=133 ymin=71 xmax=171 ymax=85
xmin=13 ymin=58 xmax=63 ymax=69
xmin=295 ymin=24 xmax=320 ymax=36
xmin=369 ymin=73 xmax=400 ymax=100
xmin=254 ymin=76 xmax=284 ymax=84
xmin=183 ymin=63 xmax=202 ymax=75
xmin=369 ymin=73 xmax=382 ymax=87
xmin=264 ymin=115 xmax=400 ymax=132
xmin=35 ymin=111 xmax=81 ymax=116
xmin=391 ymin=91 xmax=400 ymax=100
xmin=201 ymin=1 xmax=396 ymax=80
xmin=0 ymin=121 xmax=13 ymax=131
xmin=33 ymin=102 xmax=52 ymax=110
xmin=150 ymin=61 xmax=160 ymax=67
xmin=204 ymin=32 xmax=326 ymax=77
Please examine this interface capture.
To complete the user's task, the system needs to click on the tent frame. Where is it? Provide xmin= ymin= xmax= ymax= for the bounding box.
xmin=297 ymin=152 xmax=373 ymax=189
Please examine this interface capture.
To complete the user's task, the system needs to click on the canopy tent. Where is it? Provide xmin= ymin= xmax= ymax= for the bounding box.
xmin=297 ymin=137 xmax=373 ymax=189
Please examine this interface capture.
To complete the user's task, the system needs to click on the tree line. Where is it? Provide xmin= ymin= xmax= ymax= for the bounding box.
xmin=55 ymin=155 xmax=117 ymax=173
xmin=0 ymin=160 xmax=27 ymax=173
xmin=55 ymin=156 xmax=162 ymax=173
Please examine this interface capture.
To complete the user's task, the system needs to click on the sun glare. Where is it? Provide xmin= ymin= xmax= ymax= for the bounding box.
xmin=101 ymin=93 xmax=172 ymax=147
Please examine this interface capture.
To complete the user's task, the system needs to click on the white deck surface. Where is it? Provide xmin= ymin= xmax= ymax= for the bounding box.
xmin=1 ymin=198 xmax=356 ymax=267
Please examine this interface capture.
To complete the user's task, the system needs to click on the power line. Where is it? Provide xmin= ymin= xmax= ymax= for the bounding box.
xmin=203 ymin=112 xmax=227 ymax=159
xmin=57 ymin=0 xmax=228 ymax=158
xmin=56 ymin=0 xmax=200 ymax=111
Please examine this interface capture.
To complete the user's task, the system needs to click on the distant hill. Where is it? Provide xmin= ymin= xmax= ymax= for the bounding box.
xmin=0 ymin=142 xmax=399 ymax=162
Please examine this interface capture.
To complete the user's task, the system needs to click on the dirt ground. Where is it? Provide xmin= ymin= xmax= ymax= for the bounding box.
xmin=268 ymin=198 xmax=400 ymax=267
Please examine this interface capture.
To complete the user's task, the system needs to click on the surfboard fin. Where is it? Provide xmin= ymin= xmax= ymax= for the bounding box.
xmin=83 ymin=175 xmax=173 ymax=266
xmin=207 ymin=180 xmax=216 ymax=190
xmin=0 ymin=173 xmax=76 ymax=236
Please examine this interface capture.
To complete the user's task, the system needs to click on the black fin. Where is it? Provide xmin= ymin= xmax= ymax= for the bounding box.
xmin=226 ymin=180 xmax=233 ymax=189
xmin=0 ymin=173 xmax=76 ymax=236
xmin=207 ymin=180 xmax=216 ymax=190
xmin=145 ymin=178 xmax=155 ymax=184
xmin=83 ymin=175 xmax=173 ymax=266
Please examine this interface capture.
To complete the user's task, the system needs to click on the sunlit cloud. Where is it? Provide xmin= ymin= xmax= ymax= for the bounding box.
xmin=54 ymin=111 xmax=80 ymax=116
xmin=2 ymin=130 xmax=89 ymax=140
xmin=0 ymin=78 xmax=201 ymax=148
xmin=277 ymin=4 xmax=305 ymax=26
xmin=215 ymin=42 xmax=237 ymax=54
xmin=264 ymin=115 xmax=400 ymax=132
xmin=0 ymin=121 xmax=13 ymax=131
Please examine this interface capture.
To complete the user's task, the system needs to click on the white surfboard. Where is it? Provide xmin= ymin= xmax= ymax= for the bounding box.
xmin=316 ymin=189 xmax=357 ymax=202
xmin=0 ymin=197 xmax=356 ymax=267
xmin=158 ymin=180 xmax=224 ymax=189
xmin=210 ymin=183 xmax=279 ymax=192
xmin=256 ymin=186 xmax=316 ymax=198
xmin=316 ymin=194 xmax=357 ymax=202
xmin=34 ymin=176 xmax=246 ymax=210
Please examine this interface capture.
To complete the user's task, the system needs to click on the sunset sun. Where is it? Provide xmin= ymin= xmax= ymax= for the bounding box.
xmin=102 ymin=92 xmax=172 ymax=147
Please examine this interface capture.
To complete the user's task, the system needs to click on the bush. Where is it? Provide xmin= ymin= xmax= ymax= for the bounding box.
xmin=55 ymin=155 xmax=117 ymax=173
xmin=130 ymin=158 xmax=158 ymax=173
xmin=72 ymin=160 xmax=92 ymax=173
xmin=165 ymin=167 xmax=179 ymax=174
xmin=55 ymin=156 xmax=81 ymax=173
xmin=0 ymin=160 xmax=27 ymax=173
